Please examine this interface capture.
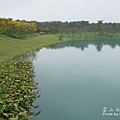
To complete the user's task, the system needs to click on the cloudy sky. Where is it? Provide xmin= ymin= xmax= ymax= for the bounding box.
xmin=0 ymin=0 xmax=120 ymax=23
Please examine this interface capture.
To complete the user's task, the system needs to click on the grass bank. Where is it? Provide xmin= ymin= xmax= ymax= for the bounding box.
xmin=63 ymin=32 xmax=120 ymax=40
xmin=0 ymin=34 xmax=62 ymax=63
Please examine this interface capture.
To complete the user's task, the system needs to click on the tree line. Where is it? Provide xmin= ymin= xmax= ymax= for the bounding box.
xmin=0 ymin=18 xmax=120 ymax=39
xmin=37 ymin=20 xmax=120 ymax=35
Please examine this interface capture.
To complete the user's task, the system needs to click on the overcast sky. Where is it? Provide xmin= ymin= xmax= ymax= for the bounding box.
xmin=0 ymin=0 xmax=120 ymax=23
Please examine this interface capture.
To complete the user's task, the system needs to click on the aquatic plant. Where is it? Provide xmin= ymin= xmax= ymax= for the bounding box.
xmin=0 ymin=60 xmax=40 ymax=120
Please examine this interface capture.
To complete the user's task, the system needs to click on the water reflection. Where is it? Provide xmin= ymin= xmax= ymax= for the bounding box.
xmin=48 ymin=39 xmax=120 ymax=51
xmin=16 ymin=50 xmax=39 ymax=60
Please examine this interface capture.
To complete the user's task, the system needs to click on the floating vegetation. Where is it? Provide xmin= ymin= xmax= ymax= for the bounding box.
xmin=0 ymin=60 xmax=40 ymax=120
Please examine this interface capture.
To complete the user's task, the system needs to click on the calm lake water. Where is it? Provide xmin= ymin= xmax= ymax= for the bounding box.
xmin=21 ymin=39 xmax=120 ymax=120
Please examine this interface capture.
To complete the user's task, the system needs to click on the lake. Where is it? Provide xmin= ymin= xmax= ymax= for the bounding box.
xmin=20 ymin=39 xmax=120 ymax=120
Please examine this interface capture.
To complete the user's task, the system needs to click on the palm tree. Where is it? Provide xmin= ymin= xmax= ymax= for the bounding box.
xmin=96 ymin=20 xmax=104 ymax=34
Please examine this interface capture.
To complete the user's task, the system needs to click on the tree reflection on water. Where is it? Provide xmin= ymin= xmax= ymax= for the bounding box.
xmin=48 ymin=39 xmax=120 ymax=52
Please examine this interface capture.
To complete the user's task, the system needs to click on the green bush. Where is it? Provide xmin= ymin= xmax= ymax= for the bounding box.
xmin=4 ymin=27 xmax=24 ymax=39
xmin=59 ymin=34 xmax=64 ymax=41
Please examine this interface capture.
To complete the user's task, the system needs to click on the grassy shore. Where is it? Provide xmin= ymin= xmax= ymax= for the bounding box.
xmin=0 ymin=34 xmax=62 ymax=63
xmin=64 ymin=32 xmax=120 ymax=40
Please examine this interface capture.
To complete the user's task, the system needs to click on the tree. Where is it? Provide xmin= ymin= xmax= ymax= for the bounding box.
xmin=96 ymin=20 xmax=104 ymax=34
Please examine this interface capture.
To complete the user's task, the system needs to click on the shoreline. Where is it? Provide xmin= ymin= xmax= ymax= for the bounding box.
xmin=0 ymin=33 xmax=120 ymax=64
xmin=0 ymin=34 xmax=62 ymax=64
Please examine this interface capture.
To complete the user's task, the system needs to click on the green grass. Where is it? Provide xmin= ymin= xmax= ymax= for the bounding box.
xmin=63 ymin=32 xmax=120 ymax=40
xmin=0 ymin=34 xmax=62 ymax=63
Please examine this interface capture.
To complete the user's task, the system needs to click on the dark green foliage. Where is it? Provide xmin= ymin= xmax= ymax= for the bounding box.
xmin=0 ymin=60 xmax=40 ymax=120
xmin=4 ymin=27 xmax=24 ymax=39
xmin=36 ymin=20 xmax=120 ymax=37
